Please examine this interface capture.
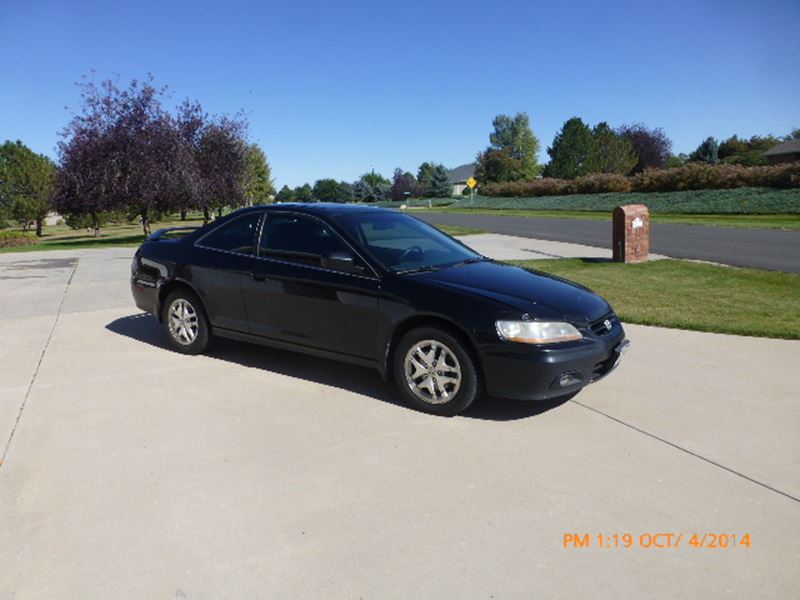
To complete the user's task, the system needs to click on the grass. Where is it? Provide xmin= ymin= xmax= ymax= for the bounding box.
xmin=423 ymin=208 xmax=800 ymax=229
xmin=0 ymin=216 xmax=205 ymax=253
xmin=434 ymin=225 xmax=487 ymax=236
xmin=390 ymin=187 xmax=800 ymax=229
xmin=509 ymin=258 xmax=800 ymax=340
xmin=448 ymin=187 xmax=800 ymax=214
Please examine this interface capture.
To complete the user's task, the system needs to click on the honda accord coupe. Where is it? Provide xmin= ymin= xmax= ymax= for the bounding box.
xmin=130 ymin=203 xmax=628 ymax=415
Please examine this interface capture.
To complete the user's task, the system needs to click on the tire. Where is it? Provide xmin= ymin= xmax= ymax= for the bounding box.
xmin=393 ymin=327 xmax=481 ymax=416
xmin=162 ymin=289 xmax=210 ymax=355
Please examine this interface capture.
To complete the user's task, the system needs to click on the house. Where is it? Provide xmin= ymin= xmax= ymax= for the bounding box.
xmin=763 ymin=139 xmax=800 ymax=165
xmin=447 ymin=163 xmax=476 ymax=196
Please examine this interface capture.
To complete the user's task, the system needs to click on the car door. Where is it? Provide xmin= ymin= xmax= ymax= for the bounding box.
xmin=191 ymin=211 xmax=263 ymax=333
xmin=241 ymin=212 xmax=381 ymax=360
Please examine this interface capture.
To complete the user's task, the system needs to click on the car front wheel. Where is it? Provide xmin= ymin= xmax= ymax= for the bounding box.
xmin=162 ymin=289 xmax=210 ymax=355
xmin=393 ymin=327 xmax=480 ymax=416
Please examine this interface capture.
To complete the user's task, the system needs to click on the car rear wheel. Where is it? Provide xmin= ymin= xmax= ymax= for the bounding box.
xmin=393 ymin=327 xmax=480 ymax=416
xmin=163 ymin=289 xmax=210 ymax=355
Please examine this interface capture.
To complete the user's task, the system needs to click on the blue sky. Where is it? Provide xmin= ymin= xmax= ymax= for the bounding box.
xmin=1 ymin=0 xmax=798 ymax=187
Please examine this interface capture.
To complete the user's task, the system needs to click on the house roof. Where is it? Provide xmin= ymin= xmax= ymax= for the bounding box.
xmin=764 ymin=139 xmax=800 ymax=156
xmin=447 ymin=163 xmax=476 ymax=183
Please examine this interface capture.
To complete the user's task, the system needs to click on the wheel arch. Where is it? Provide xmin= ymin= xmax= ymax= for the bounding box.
xmin=156 ymin=278 xmax=205 ymax=323
xmin=382 ymin=314 xmax=485 ymax=385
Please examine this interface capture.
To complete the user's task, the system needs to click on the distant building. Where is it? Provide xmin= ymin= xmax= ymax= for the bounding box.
xmin=447 ymin=163 xmax=476 ymax=196
xmin=763 ymin=139 xmax=800 ymax=165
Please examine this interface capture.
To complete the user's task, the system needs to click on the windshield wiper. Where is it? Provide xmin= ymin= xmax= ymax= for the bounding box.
xmin=449 ymin=257 xmax=485 ymax=268
xmin=396 ymin=265 xmax=443 ymax=275
xmin=396 ymin=257 xmax=485 ymax=275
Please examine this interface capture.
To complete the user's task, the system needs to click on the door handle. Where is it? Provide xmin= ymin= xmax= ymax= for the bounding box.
xmin=250 ymin=272 xmax=267 ymax=282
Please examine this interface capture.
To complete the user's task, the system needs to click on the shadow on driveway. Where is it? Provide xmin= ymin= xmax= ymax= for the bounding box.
xmin=105 ymin=313 xmax=570 ymax=421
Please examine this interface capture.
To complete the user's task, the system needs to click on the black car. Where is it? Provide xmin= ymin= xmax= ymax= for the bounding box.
xmin=131 ymin=204 xmax=628 ymax=415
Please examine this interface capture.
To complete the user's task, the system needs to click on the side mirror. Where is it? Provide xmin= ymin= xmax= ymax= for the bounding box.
xmin=322 ymin=250 xmax=365 ymax=274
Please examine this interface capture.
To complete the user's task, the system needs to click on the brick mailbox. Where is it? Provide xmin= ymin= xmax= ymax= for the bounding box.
xmin=612 ymin=204 xmax=650 ymax=263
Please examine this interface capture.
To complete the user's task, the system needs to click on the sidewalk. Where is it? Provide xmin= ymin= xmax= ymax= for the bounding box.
xmin=457 ymin=232 xmax=668 ymax=261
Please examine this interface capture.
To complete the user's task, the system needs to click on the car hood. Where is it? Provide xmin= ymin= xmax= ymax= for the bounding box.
xmin=414 ymin=260 xmax=611 ymax=325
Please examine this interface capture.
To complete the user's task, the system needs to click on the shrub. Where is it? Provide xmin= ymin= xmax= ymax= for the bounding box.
xmin=481 ymin=162 xmax=800 ymax=197
xmin=632 ymin=162 xmax=800 ymax=192
xmin=481 ymin=173 xmax=633 ymax=197
xmin=0 ymin=230 xmax=36 ymax=248
xmin=573 ymin=173 xmax=633 ymax=194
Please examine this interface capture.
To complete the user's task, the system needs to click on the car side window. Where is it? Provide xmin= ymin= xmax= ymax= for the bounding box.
xmin=199 ymin=212 xmax=262 ymax=255
xmin=259 ymin=214 xmax=350 ymax=268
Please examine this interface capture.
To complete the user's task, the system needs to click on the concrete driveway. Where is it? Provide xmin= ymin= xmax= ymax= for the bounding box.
xmin=1 ymin=246 xmax=798 ymax=599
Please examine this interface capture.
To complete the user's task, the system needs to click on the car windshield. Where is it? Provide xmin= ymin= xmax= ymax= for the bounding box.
xmin=333 ymin=211 xmax=481 ymax=273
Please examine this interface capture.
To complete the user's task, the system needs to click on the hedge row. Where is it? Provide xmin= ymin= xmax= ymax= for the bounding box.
xmin=480 ymin=162 xmax=800 ymax=197
xmin=0 ymin=231 xmax=36 ymax=248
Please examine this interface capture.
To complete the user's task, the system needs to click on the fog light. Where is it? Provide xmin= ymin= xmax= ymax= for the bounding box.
xmin=553 ymin=371 xmax=583 ymax=388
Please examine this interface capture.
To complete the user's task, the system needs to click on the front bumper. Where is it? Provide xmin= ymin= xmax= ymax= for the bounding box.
xmin=479 ymin=327 xmax=629 ymax=401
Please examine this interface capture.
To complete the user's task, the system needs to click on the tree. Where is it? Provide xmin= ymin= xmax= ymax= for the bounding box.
xmin=665 ymin=154 xmax=689 ymax=168
xmin=338 ymin=181 xmax=355 ymax=203
xmin=424 ymin=164 xmax=452 ymax=197
xmin=294 ymin=183 xmax=313 ymax=202
xmin=56 ymin=76 xmax=251 ymax=236
xmin=488 ymin=112 xmax=540 ymax=176
xmin=351 ymin=179 xmax=374 ymax=202
xmin=276 ymin=185 xmax=295 ymax=202
xmin=477 ymin=112 xmax=541 ymax=182
xmin=360 ymin=171 xmax=390 ymax=188
xmin=194 ymin=116 xmax=248 ymax=221
xmin=617 ymin=123 xmax=672 ymax=172
xmin=689 ymin=137 xmax=720 ymax=164
xmin=0 ymin=141 xmax=55 ymax=236
xmin=717 ymin=135 xmax=747 ymax=160
xmin=417 ymin=162 xmax=436 ymax=189
xmin=313 ymin=179 xmax=342 ymax=202
xmin=56 ymin=77 xmax=189 ymax=236
xmin=390 ymin=168 xmax=421 ymax=201
xmin=243 ymin=143 xmax=275 ymax=204
xmin=719 ymin=134 xmax=781 ymax=166
xmin=374 ymin=182 xmax=391 ymax=201
xmin=475 ymin=148 xmax=528 ymax=183
xmin=587 ymin=122 xmax=638 ymax=175
xmin=546 ymin=117 xmax=593 ymax=179
xmin=785 ymin=128 xmax=800 ymax=141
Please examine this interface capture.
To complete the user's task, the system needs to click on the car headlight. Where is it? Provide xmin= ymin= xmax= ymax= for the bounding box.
xmin=495 ymin=320 xmax=582 ymax=344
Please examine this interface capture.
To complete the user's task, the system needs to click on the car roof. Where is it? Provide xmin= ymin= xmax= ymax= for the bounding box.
xmin=234 ymin=202 xmax=391 ymax=218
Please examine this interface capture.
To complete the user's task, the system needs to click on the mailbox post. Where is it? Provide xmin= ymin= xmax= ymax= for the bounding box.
xmin=612 ymin=204 xmax=650 ymax=263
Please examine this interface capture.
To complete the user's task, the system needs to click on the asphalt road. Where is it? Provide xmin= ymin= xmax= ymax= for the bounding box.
xmin=416 ymin=212 xmax=800 ymax=273
xmin=1 ymin=248 xmax=799 ymax=598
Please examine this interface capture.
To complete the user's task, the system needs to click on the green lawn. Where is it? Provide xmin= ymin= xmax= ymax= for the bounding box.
xmin=509 ymin=258 xmax=800 ymax=340
xmin=434 ymin=225 xmax=487 ymax=236
xmin=391 ymin=187 xmax=800 ymax=229
xmin=448 ymin=187 xmax=800 ymax=214
xmin=0 ymin=216 xmax=204 ymax=253
xmin=423 ymin=209 xmax=800 ymax=229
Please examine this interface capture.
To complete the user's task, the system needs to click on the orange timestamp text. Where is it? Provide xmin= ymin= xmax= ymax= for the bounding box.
xmin=563 ymin=532 xmax=752 ymax=550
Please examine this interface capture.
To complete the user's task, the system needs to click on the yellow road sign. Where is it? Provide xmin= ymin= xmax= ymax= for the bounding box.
xmin=466 ymin=177 xmax=477 ymax=189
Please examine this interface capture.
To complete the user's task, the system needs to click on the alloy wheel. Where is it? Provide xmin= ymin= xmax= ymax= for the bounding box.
xmin=403 ymin=339 xmax=462 ymax=404
xmin=167 ymin=298 xmax=199 ymax=346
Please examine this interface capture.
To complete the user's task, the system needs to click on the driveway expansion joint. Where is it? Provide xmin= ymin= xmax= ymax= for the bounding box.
xmin=0 ymin=257 xmax=80 ymax=468
xmin=570 ymin=398 xmax=800 ymax=504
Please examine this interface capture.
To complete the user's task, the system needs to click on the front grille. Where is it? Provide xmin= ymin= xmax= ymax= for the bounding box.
xmin=589 ymin=312 xmax=618 ymax=336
